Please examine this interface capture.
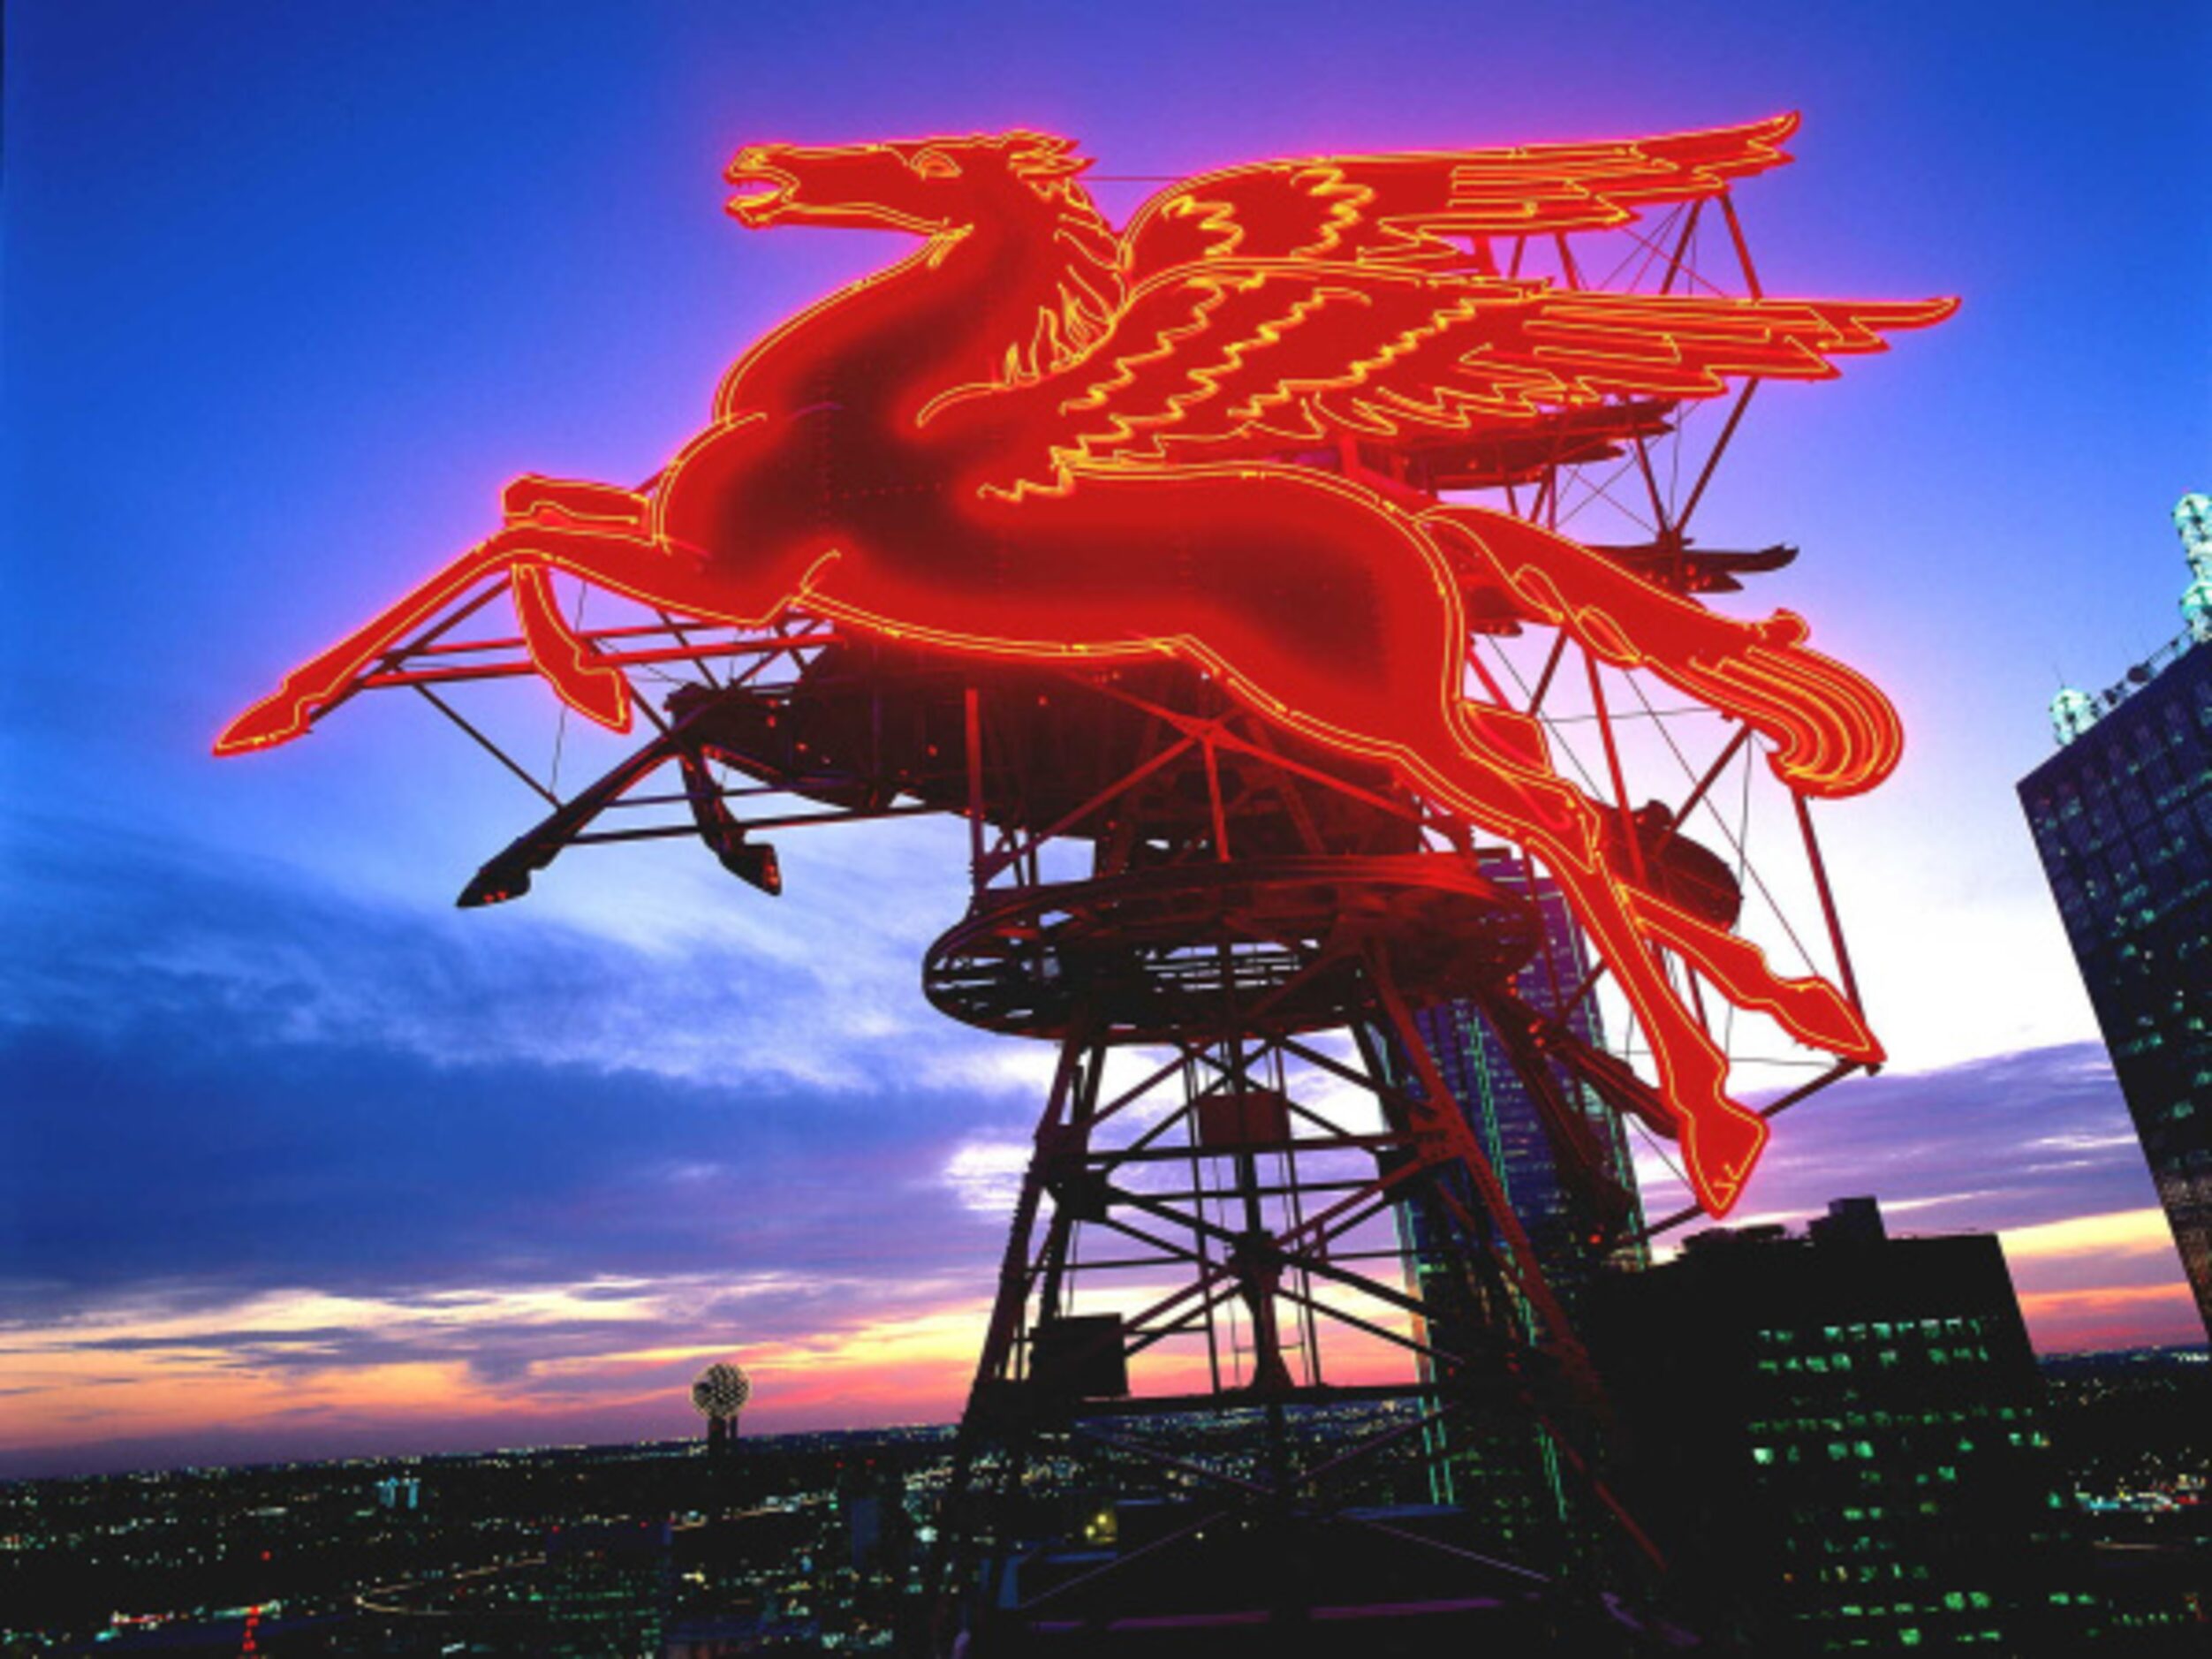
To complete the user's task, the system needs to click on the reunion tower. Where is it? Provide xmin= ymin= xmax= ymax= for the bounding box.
xmin=691 ymin=1360 xmax=751 ymax=1461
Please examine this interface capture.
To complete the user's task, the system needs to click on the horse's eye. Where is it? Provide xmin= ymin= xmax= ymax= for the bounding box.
xmin=913 ymin=149 xmax=961 ymax=180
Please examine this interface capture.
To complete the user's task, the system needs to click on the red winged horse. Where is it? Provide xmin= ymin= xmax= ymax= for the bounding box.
xmin=216 ymin=117 xmax=1952 ymax=1217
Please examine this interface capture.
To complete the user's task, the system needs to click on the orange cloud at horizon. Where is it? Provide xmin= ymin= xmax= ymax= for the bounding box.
xmin=5 ymin=1206 xmax=2199 ymax=1478
xmin=2000 ymin=1208 xmax=2205 ymax=1352
xmin=0 ymin=1261 xmax=1436 ymax=1476
xmin=2015 ymin=1282 xmax=2205 ymax=1352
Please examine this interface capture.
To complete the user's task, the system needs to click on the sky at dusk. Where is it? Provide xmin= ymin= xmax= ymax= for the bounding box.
xmin=4 ymin=0 xmax=2209 ymax=1478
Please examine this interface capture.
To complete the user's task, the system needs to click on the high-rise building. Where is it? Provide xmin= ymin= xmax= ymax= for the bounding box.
xmin=1413 ymin=853 xmax=1649 ymax=1316
xmin=1389 ymin=852 xmax=1646 ymax=1559
xmin=1590 ymin=1198 xmax=2097 ymax=1655
xmin=837 ymin=1455 xmax=913 ymax=1577
xmin=2017 ymin=495 xmax=2212 ymax=1341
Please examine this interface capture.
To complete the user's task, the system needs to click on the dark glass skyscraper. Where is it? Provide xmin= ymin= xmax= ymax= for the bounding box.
xmin=2017 ymin=496 xmax=2212 ymax=1342
xmin=1407 ymin=855 xmax=1648 ymax=1323
xmin=1390 ymin=852 xmax=1646 ymax=1558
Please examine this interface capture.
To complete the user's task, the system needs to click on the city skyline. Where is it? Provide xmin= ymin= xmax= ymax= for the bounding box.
xmin=5 ymin=0 xmax=2208 ymax=1480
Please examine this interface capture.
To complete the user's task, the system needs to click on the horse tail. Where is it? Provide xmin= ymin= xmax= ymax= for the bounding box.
xmin=1420 ymin=504 xmax=1902 ymax=799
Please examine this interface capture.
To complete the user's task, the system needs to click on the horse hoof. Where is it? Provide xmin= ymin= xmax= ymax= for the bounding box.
xmin=213 ymin=694 xmax=310 ymax=756
xmin=1781 ymin=981 xmax=1884 ymax=1065
xmin=554 ymin=666 xmax=633 ymax=734
xmin=1682 ymin=1102 xmax=1769 ymax=1218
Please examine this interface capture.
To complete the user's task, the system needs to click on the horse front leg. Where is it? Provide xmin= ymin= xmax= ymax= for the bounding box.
xmin=214 ymin=507 xmax=676 ymax=756
xmin=1431 ymin=708 xmax=1878 ymax=1211
xmin=500 ymin=479 xmax=658 ymax=734
xmin=215 ymin=535 xmax=534 ymax=755
xmin=1424 ymin=505 xmax=1904 ymax=799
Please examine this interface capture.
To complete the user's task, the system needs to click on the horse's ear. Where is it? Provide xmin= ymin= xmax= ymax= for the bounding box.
xmin=1003 ymin=131 xmax=1088 ymax=179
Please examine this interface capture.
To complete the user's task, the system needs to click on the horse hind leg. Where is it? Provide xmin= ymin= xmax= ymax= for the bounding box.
xmin=1472 ymin=774 xmax=1875 ymax=1212
xmin=1465 ymin=677 xmax=1879 ymax=1064
xmin=1628 ymin=888 xmax=1882 ymax=1065
xmin=1522 ymin=834 xmax=1772 ymax=1217
xmin=1425 ymin=693 xmax=1872 ymax=1050
xmin=1558 ymin=865 xmax=1886 ymax=1213
xmin=1402 ymin=714 xmax=1768 ymax=1214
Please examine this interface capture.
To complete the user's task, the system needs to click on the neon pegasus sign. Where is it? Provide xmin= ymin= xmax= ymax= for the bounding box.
xmin=217 ymin=117 xmax=1952 ymax=1216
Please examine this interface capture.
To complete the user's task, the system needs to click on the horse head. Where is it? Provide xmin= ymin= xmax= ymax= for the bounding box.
xmin=725 ymin=132 xmax=1095 ymax=239
xmin=723 ymin=132 xmax=1125 ymax=404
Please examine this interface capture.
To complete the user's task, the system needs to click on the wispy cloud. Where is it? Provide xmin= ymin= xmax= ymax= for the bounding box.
xmin=2 ymin=808 xmax=1023 ymax=1096
xmin=1635 ymin=1042 xmax=2169 ymax=1239
xmin=3 ymin=815 xmax=2198 ymax=1476
xmin=2003 ymin=1208 xmax=2180 ymax=1261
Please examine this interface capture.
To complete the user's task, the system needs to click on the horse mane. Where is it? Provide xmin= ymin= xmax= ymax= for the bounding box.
xmin=990 ymin=133 xmax=1127 ymax=385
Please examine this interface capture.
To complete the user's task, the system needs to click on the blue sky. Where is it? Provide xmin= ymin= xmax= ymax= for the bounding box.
xmin=4 ymin=0 xmax=2208 ymax=1475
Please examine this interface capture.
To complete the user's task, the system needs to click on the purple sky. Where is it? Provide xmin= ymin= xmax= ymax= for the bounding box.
xmin=4 ymin=0 xmax=2208 ymax=1477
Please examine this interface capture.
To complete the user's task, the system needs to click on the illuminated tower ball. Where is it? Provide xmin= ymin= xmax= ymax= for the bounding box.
xmin=691 ymin=1361 xmax=751 ymax=1458
xmin=2176 ymin=493 xmax=2212 ymax=642
xmin=2059 ymin=492 xmax=2212 ymax=739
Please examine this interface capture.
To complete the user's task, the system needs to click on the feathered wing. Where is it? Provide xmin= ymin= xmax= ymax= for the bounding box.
xmin=1118 ymin=114 xmax=1799 ymax=277
xmin=986 ymin=263 xmax=1954 ymax=490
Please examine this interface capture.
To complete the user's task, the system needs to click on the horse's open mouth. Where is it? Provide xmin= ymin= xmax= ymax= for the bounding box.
xmin=724 ymin=163 xmax=798 ymax=224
